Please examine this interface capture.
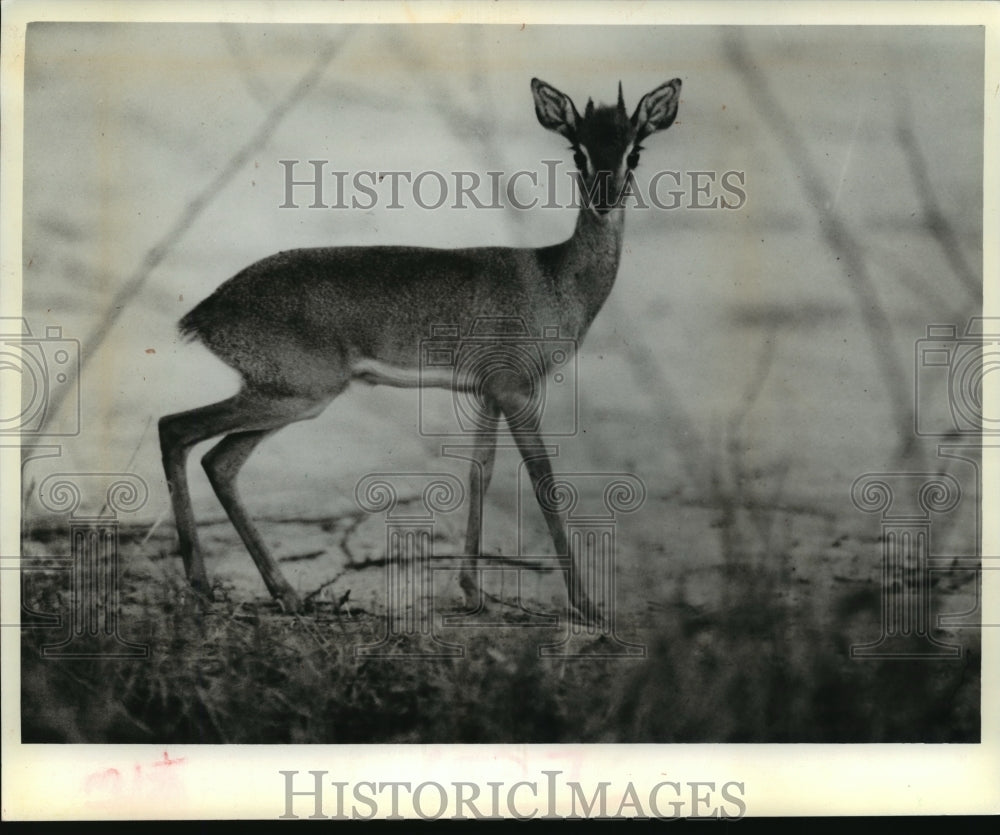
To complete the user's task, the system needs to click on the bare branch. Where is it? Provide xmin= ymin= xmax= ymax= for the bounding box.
xmin=41 ymin=31 xmax=354 ymax=433
xmin=725 ymin=34 xmax=914 ymax=459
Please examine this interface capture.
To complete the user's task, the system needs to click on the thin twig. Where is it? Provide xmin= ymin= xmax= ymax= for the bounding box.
xmin=303 ymin=574 xmax=346 ymax=605
xmin=41 ymin=32 xmax=354 ymax=433
xmin=726 ymin=35 xmax=914 ymax=459
xmin=219 ymin=24 xmax=273 ymax=108
xmin=98 ymin=415 xmax=153 ymax=518
xmin=728 ymin=327 xmax=778 ymax=439
xmin=604 ymin=294 xmax=709 ymax=486
xmin=293 ymin=612 xmax=333 ymax=659
xmin=895 ymin=115 xmax=980 ymax=301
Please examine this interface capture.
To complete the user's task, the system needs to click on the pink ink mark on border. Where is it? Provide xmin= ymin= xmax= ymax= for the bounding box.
xmin=84 ymin=767 xmax=123 ymax=795
xmin=153 ymin=751 xmax=187 ymax=768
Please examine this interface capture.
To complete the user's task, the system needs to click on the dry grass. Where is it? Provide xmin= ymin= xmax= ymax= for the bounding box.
xmin=21 ymin=474 xmax=979 ymax=744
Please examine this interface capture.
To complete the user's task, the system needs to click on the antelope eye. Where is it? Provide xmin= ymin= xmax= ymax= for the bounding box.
xmin=573 ymin=150 xmax=587 ymax=171
xmin=626 ymin=151 xmax=640 ymax=169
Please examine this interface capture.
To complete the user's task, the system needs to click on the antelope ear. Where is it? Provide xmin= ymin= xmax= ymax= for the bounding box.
xmin=531 ymin=78 xmax=579 ymax=142
xmin=631 ymin=78 xmax=682 ymax=142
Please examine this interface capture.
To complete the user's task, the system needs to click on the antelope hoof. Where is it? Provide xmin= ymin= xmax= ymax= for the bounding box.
xmin=276 ymin=590 xmax=304 ymax=615
xmin=186 ymin=574 xmax=213 ymax=601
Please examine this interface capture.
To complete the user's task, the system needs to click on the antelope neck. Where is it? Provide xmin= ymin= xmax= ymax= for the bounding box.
xmin=555 ymin=204 xmax=626 ymax=325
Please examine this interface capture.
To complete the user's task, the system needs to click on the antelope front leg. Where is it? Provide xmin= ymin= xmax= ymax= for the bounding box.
xmin=497 ymin=392 xmax=601 ymax=625
xmin=460 ymin=398 xmax=500 ymax=611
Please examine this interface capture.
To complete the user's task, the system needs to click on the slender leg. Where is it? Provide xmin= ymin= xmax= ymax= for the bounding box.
xmin=159 ymin=388 xmax=331 ymax=604
xmin=159 ymin=396 xmax=251 ymax=593
xmin=495 ymin=388 xmax=598 ymax=624
xmin=201 ymin=429 xmax=302 ymax=612
xmin=460 ymin=398 xmax=499 ymax=609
